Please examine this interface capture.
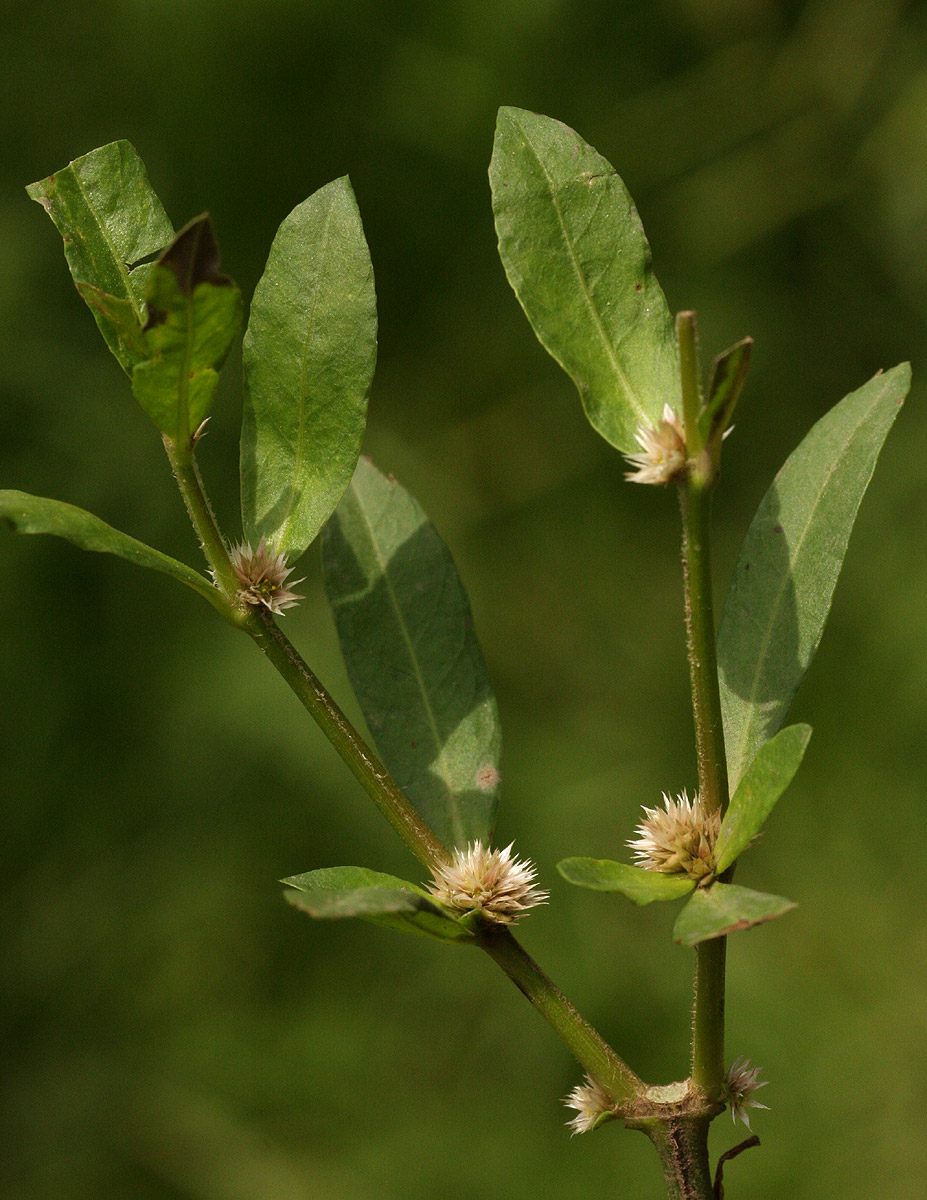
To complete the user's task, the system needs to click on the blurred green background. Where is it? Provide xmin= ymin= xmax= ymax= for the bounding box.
xmin=3 ymin=1 xmax=927 ymax=1197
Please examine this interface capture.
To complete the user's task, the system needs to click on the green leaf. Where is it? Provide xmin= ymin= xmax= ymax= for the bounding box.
xmin=283 ymin=866 xmax=474 ymax=943
xmin=241 ymin=177 xmax=376 ymax=561
xmin=715 ymin=724 xmax=812 ymax=874
xmin=490 ymin=107 xmax=679 ymax=453
xmin=557 ymin=858 xmax=695 ymax=905
xmin=718 ymin=364 xmax=911 ymax=789
xmin=28 ymin=140 xmax=174 ymax=374
xmin=673 ymin=883 xmax=796 ymax=946
xmin=0 ymin=490 xmax=228 ymax=616
xmin=131 ymin=216 xmax=242 ymax=443
xmin=700 ymin=337 xmax=752 ymax=446
xmin=322 ymin=458 xmax=500 ymax=851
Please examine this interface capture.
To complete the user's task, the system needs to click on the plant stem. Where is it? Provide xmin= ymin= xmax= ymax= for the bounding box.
xmin=245 ymin=610 xmax=451 ymax=872
xmin=677 ymin=313 xmax=730 ymax=1101
xmin=162 ymin=423 xmax=645 ymax=1116
xmin=479 ymin=926 xmax=643 ymax=1106
xmin=648 ymin=1116 xmax=715 ymax=1200
xmin=162 ymin=437 xmax=241 ymax=602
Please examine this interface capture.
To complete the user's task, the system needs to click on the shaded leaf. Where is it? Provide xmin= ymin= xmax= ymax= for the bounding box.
xmin=673 ymin=883 xmax=796 ymax=946
xmin=131 ymin=216 xmax=242 ymax=443
xmin=241 ymin=177 xmax=376 ymax=561
xmin=490 ymin=106 xmax=678 ymax=453
xmin=28 ymin=141 xmax=173 ymax=374
xmin=715 ymin=724 xmax=811 ymax=874
xmin=557 ymin=857 xmax=695 ymax=904
xmin=718 ymin=364 xmax=910 ymax=789
xmin=283 ymin=866 xmax=474 ymax=942
xmin=701 ymin=337 xmax=752 ymax=446
xmin=322 ymin=458 xmax=500 ymax=850
xmin=0 ymin=490 xmax=228 ymax=616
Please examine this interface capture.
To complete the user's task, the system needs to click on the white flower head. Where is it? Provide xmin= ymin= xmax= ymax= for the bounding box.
xmin=723 ymin=1057 xmax=769 ymax=1128
xmin=563 ymin=1074 xmax=618 ymax=1135
xmin=429 ymin=841 xmax=548 ymax=925
xmin=627 ymin=789 xmax=720 ymax=880
xmin=624 ymin=404 xmax=687 ymax=485
xmin=230 ymin=536 xmax=304 ymax=615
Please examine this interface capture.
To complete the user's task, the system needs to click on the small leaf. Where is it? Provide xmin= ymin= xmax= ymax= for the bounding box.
xmin=557 ymin=858 xmax=695 ymax=905
xmin=718 ymin=364 xmax=911 ymax=789
xmin=322 ymin=458 xmax=500 ymax=851
xmin=28 ymin=141 xmax=174 ymax=374
xmin=0 ymin=490 xmax=228 ymax=616
xmin=490 ymin=107 xmax=679 ymax=453
xmin=241 ymin=177 xmax=376 ymax=561
xmin=131 ymin=216 xmax=242 ymax=443
xmin=715 ymin=724 xmax=812 ymax=874
xmin=700 ymin=337 xmax=752 ymax=446
xmin=673 ymin=883 xmax=796 ymax=946
xmin=283 ymin=866 xmax=474 ymax=943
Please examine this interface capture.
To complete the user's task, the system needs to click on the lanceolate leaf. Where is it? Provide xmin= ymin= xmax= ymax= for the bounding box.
xmin=322 ymin=459 xmax=500 ymax=851
xmin=241 ymin=177 xmax=376 ymax=561
xmin=284 ymin=866 xmax=474 ymax=943
xmin=490 ymin=107 xmax=679 ymax=453
xmin=673 ymin=883 xmax=796 ymax=947
xmin=28 ymin=141 xmax=174 ymax=374
xmin=718 ymin=364 xmax=911 ymax=789
xmin=557 ymin=857 xmax=695 ymax=905
xmin=715 ymin=723 xmax=812 ymax=874
xmin=131 ymin=216 xmax=242 ymax=443
xmin=0 ymin=491 xmax=228 ymax=616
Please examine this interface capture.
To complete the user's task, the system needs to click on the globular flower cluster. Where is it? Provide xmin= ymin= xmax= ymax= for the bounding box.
xmin=624 ymin=404 xmax=687 ymax=485
xmin=627 ymin=789 xmax=720 ymax=881
xmin=563 ymin=1074 xmax=618 ymax=1135
xmin=229 ymin=536 xmax=304 ymax=615
xmin=428 ymin=841 xmax=548 ymax=925
xmin=723 ymin=1057 xmax=769 ymax=1128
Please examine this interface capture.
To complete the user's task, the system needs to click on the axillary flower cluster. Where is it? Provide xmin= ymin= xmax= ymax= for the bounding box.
xmin=429 ymin=841 xmax=548 ymax=925
xmin=624 ymin=404 xmax=687 ymax=485
xmin=629 ymin=789 xmax=720 ymax=882
xmin=229 ymin=536 xmax=304 ymax=615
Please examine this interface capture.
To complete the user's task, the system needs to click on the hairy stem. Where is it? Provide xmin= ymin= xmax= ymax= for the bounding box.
xmin=162 ymin=437 xmax=240 ymax=602
xmin=479 ymin=926 xmax=643 ymax=1106
xmin=677 ymin=313 xmax=730 ymax=1100
xmin=245 ymin=610 xmax=450 ymax=871
xmin=648 ymin=1116 xmax=715 ymax=1200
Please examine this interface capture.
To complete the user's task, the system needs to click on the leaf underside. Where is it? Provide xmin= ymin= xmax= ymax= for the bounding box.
xmin=717 ymin=364 xmax=910 ymax=790
xmin=557 ymin=857 xmax=695 ymax=905
xmin=490 ymin=106 xmax=679 ymax=453
xmin=284 ymin=866 xmax=474 ymax=942
xmin=241 ymin=176 xmax=376 ymax=561
xmin=0 ymin=490 xmax=225 ymax=614
xmin=322 ymin=459 xmax=501 ymax=851
xmin=673 ymin=882 xmax=796 ymax=947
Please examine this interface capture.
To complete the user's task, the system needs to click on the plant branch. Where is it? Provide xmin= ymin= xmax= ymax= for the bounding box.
xmin=479 ymin=926 xmax=644 ymax=1106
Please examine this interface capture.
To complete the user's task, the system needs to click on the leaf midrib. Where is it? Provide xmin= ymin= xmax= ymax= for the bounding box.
xmin=70 ymin=162 xmax=144 ymax=325
xmin=725 ymin=380 xmax=889 ymax=784
xmin=351 ymin=492 xmax=463 ymax=845
xmin=512 ymin=113 xmax=649 ymax=429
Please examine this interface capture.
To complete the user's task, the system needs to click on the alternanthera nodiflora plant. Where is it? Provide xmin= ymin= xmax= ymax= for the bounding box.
xmin=4 ymin=108 xmax=910 ymax=1200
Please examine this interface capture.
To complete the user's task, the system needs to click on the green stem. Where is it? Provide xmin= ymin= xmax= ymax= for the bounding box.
xmin=677 ymin=314 xmax=730 ymax=1102
xmin=159 ymin=383 xmax=645 ymax=1118
xmin=479 ymin=927 xmax=643 ymax=1106
xmin=162 ymin=436 xmax=240 ymax=602
xmin=246 ymin=610 xmax=450 ymax=872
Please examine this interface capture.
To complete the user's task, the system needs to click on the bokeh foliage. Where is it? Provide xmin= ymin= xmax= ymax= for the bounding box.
xmin=3 ymin=2 xmax=927 ymax=1198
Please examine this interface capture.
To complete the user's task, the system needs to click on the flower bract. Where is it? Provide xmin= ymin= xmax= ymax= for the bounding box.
xmin=624 ymin=404 xmax=687 ymax=484
xmin=230 ymin=536 xmax=304 ymax=615
xmin=627 ymin=789 xmax=720 ymax=880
